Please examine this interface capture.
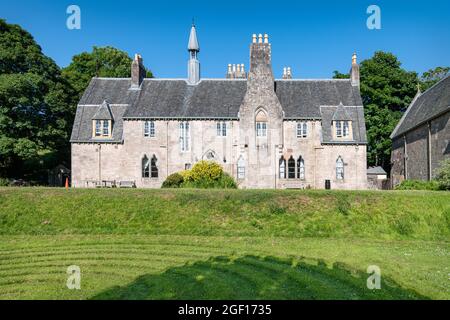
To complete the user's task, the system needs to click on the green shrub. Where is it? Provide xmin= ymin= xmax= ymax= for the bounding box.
xmin=0 ymin=178 xmax=10 ymax=186
xmin=395 ymin=180 xmax=440 ymax=191
xmin=162 ymin=173 xmax=184 ymax=188
xmin=164 ymin=161 xmax=237 ymax=189
xmin=435 ymin=159 xmax=450 ymax=190
xmin=187 ymin=161 xmax=223 ymax=182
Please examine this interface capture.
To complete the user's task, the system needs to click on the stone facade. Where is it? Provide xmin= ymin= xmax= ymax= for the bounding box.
xmin=390 ymin=76 xmax=450 ymax=186
xmin=71 ymin=29 xmax=368 ymax=190
xmin=391 ymin=111 xmax=450 ymax=186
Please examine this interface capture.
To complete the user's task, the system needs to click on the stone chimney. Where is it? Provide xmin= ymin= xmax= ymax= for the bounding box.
xmin=226 ymin=63 xmax=247 ymax=79
xmin=131 ymin=54 xmax=145 ymax=88
xmin=350 ymin=53 xmax=360 ymax=88
xmin=248 ymin=33 xmax=273 ymax=90
xmin=282 ymin=67 xmax=292 ymax=79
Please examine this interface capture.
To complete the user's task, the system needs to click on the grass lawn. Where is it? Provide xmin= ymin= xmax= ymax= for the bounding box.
xmin=0 ymin=188 xmax=448 ymax=299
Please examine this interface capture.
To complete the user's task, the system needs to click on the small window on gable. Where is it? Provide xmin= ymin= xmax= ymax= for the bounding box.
xmin=93 ymin=120 xmax=111 ymax=138
xmin=297 ymin=122 xmax=308 ymax=138
xmin=144 ymin=121 xmax=155 ymax=137
xmin=255 ymin=110 xmax=268 ymax=137
xmin=334 ymin=121 xmax=351 ymax=139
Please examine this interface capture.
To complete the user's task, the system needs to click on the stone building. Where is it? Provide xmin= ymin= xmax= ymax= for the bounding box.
xmin=390 ymin=75 xmax=450 ymax=186
xmin=70 ymin=25 xmax=368 ymax=189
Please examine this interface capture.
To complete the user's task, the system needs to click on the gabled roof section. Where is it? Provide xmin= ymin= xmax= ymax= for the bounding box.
xmin=332 ymin=102 xmax=352 ymax=121
xmin=391 ymin=75 xmax=450 ymax=138
xmin=275 ymin=79 xmax=363 ymax=119
xmin=92 ymin=100 xmax=114 ymax=120
xmin=320 ymin=105 xmax=367 ymax=144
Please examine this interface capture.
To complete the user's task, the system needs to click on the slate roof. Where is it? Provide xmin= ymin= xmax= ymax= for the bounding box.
xmin=71 ymin=77 xmax=367 ymax=144
xmin=92 ymin=100 xmax=114 ymax=120
xmin=391 ymin=75 xmax=450 ymax=139
xmin=367 ymin=166 xmax=387 ymax=175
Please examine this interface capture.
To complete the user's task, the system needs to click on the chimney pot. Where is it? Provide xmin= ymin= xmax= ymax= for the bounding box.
xmin=264 ymin=34 xmax=269 ymax=43
xmin=258 ymin=34 xmax=263 ymax=43
xmin=252 ymin=34 xmax=257 ymax=43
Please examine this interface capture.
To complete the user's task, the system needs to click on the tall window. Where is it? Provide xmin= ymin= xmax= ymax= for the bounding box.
xmin=336 ymin=121 xmax=342 ymax=137
xmin=151 ymin=155 xmax=158 ymax=178
xmin=144 ymin=121 xmax=155 ymax=137
xmin=256 ymin=122 xmax=267 ymax=137
xmin=279 ymin=156 xmax=286 ymax=179
xmin=94 ymin=120 xmax=111 ymax=137
xmin=297 ymin=122 xmax=308 ymax=138
xmin=95 ymin=120 xmax=102 ymax=136
xmin=288 ymin=156 xmax=296 ymax=178
xmin=297 ymin=156 xmax=305 ymax=180
xmin=343 ymin=121 xmax=350 ymax=137
xmin=237 ymin=156 xmax=245 ymax=179
xmin=336 ymin=156 xmax=344 ymax=180
xmin=142 ymin=155 xmax=150 ymax=178
xmin=216 ymin=121 xmax=227 ymax=137
xmin=179 ymin=121 xmax=190 ymax=152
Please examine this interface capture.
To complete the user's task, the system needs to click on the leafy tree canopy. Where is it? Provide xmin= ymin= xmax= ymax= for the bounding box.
xmin=62 ymin=46 xmax=153 ymax=100
xmin=419 ymin=66 xmax=449 ymax=92
xmin=334 ymin=51 xmax=418 ymax=170
xmin=0 ymin=19 xmax=76 ymax=179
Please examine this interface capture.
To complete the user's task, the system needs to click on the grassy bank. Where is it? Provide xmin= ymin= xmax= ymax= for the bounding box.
xmin=0 ymin=188 xmax=448 ymax=300
xmin=0 ymin=188 xmax=448 ymax=240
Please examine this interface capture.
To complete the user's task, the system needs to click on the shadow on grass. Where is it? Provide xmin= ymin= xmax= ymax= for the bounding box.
xmin=91 ymin=255 xmax=428 ymax=300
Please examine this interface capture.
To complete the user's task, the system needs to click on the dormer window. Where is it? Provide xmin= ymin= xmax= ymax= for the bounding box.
xmin=333 ymin=120 xmax=352 ymax=139
xmin=93 ymin=120 xmax=112 ymax=138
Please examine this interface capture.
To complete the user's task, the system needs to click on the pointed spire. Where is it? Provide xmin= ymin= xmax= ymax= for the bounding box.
xmin=188 ymin=23 xmax=199 ymax=52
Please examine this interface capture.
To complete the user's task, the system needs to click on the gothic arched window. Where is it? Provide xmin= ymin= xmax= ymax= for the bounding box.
xmin=142 ymin=155 xmax=150 ymax=178
xmin=297 ymin=156 xmax=305 ymax=180
xmin=151 ymin=155 xmax=158 ymax=178
xmin=279 ymin=156 xmax=286 ymax=179
xmin=255 ymin=109 xmax=268 ymax=137
xmin=288 ymin=156 xmax=296 ymax=179
xmin=336 ymin=156 xmax=344 ymax=180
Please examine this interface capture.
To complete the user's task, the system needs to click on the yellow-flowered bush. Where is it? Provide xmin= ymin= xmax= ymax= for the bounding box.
xmin=187 ymin=160 xmax=223 ymax=182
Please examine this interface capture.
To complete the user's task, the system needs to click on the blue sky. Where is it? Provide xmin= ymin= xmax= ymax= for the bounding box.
xmin=1 ymin=0 xmax=449 ymax=78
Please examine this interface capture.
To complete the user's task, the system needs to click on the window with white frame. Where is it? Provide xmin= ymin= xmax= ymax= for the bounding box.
xmin=237 ymin=156 xmax=245 ymax=180
xmin=256 ymin=122 xmax=267 ymax=137
xmin=296 ymin=122 xmax=308 ymax=138
xmin=179 ymin=121 xmax=190 ymax=152
xmin=216 ymin=121 xmax=227 ymax=137
xmin=335 ymin=121 xmax=351 ymax=138
xmin=297 ymin=156 xmax=305 ymax=180
xmin=95 ymin=120 xmax=102 ymax=136
xmin=336 ymin=156 xmax=344 ymax=180
xmin=144 ymin=121 xmax=155 ymax=137
xmin=288 ymin=156 xmax=296 ymax=178
xmin=279 ymin=156 xmax=286 ymax=179
xmin=142 ymin=155 xmax=150 ymax=178
xmin=94 ymin=120 xmax=111 ymax=137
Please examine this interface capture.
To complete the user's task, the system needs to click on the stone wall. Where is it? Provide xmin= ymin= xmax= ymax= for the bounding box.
xmin=390 ymin=110 xmax=449 ymax=185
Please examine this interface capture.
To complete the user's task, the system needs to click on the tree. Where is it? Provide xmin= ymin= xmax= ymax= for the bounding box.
xmin=334 ymin=51 xmax=418 ymax=170
xmin=0 ymin=19 xmax=76 ymax=180
xmin=62 ymin=46 xmax=153 ymax=100
xmin=420 ymin=66 xmax=449 ymax=92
